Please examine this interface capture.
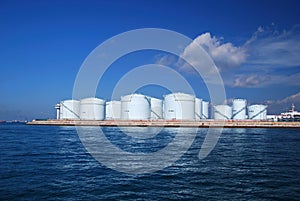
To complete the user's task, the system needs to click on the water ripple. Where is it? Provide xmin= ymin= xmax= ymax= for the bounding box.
xmin=0 ymin=123 xmax=299 ymax=200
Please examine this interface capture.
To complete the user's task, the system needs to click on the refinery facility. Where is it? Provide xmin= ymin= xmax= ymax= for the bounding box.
xmin=54 ymin=93 xmax=268 ymax=121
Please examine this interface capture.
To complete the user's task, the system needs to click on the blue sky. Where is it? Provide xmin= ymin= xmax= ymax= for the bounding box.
xmin=0 ymin=0 xmax=300 ymax=120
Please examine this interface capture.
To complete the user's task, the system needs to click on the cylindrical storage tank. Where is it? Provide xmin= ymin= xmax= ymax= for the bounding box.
xmin=248 ymin=105 xmax=267 ymax=120
xmin=60 ymin=100 xmax=80 ymax=120
xmin=79 ymin=97 xmax=105 ymax=120
xmin=232 ymin=99 xmax=247 ymax=120
xmin=201 ymin=101 xmax=209 ymax=119
xmin=214 ymin=105 xmax=232 ymax=120
xmin=150 ymin=97 xmax=163 ymax=119
xmin=105 ymin=101 xmax=121 ymax=120
xmin=55 ymin=104 xmax=61 ymax=119
xmin=164 ymin=93 xmax=195 ymax=120
xmin=195 ymin=98 xmax=202 ymax=120
xmin=121 ymin=94 xmax=150 ymax=120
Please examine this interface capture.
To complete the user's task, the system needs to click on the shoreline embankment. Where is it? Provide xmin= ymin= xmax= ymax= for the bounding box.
xmin=27 ymin=119 xmax=300 ymax=128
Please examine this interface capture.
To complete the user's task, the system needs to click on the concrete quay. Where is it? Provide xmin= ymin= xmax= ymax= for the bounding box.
xmin=27 ymin=119 xmax=300 ymax=128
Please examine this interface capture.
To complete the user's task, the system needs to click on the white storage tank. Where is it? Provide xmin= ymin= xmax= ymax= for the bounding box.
xmin=121 ymin=94 xmax=150 ymax=120
xmin=195 ymin=98 xmax=202 ymax=120
xmin=201 ymin=101 xmax=209 ymax=119
xmin=79 ymin=97 xmax=105 ymax=120
xmin=248 ymin=104 xmax=267 ymax=120
xmin=150 ymin=97 xmax=163 ymax=119
xmin=232 ymin=99 xmax=247 ymax=120
xmin=60 ymin=100 xmax=80 ymax=120
xmin=55 ymin=104 xmax=61 ymax=119
xmin=164 ymin=93 xmax=195 ymax=120
xmin=214 ymin=105 xmax=232 ymax=120
xmin=105 ymin=101 xmax=121 ymax=120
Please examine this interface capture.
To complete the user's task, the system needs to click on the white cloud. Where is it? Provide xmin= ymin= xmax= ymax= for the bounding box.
xmin=266 ymin=92 xmax=300 ymax=114
xmin=155 ymin=24 xmax=300 ymax=88
xmin=267 ymin=92 xmax=300 ymax=105
xmin=245 ymin=24 xmax=300 ymax=68
xmin=226 ymin=24 xmax=300 ymax=88
xmin=154 ymin=54 xmax=177 ymax=67
xmin=155 ymin=32 xmax=247 ymax=74
xmin=231 ymin=72 xmax=300 ymax=88
xmin=232 ymin=74 xmax=272 ymax=88
xmin=278 ymin=92 xmax=300 ymax=104
xmin=182 ymin=32 xmax=247 ymax=71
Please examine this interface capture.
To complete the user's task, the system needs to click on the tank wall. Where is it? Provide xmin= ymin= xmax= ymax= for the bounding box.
xmin=195 ymin=98 xmax=202 ymax=120
xmin=60 ymin=100 xmax=80 ymax=120
xmin=105 ymin=101 xmax=121 ymax=120
xmin=121 ymin=94 xmax=150 ymax=120
xmin=232 ymin=99 xmax=247 ymax=120
xmin=56 ymin=109 xmax=60 ymax=119
xmin=214 ymin=105 xmax=232 ymax=120
xmin=201 ymin=101 xmax=209 ymax=119
xmin=248 ymin=105 xmax=267 ymax=120
xmin=150 ymin=98 xmax=163 ymax=119
xmin=164 ymin=93 xmax=195 ymax=120
xmin=163 ymin=99 xmax=174 ymax=120
xmin=80 ymin=98 xmax=105 ymax=120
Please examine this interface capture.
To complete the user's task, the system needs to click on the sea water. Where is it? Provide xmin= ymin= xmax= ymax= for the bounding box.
xmin=0 ymin=123 xmax=299 ymax=200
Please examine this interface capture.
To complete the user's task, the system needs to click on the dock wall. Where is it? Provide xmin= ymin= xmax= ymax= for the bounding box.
xmin=27 ymin=119 xmax=300 ymax=128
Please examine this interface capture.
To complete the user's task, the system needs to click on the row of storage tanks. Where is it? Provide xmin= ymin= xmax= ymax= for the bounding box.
xmin=56 ymin=94 xmax=267 ymax=121
xmin=213 ymin=99 xmax=267 ymax=120
xmin=56 ymin=93 xmax=209 ymax=121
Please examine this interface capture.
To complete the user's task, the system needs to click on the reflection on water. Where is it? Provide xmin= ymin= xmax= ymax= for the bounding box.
xmin=75 ymin=126 xmax=199 ymax=174
xmin=119 ymin=127 xmax=164 ymax=139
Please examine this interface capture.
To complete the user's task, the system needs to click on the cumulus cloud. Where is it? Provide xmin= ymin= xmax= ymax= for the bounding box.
xmin=177 ymin=32 xmax=247 ymax=73
xmin=155 ymin=24 xmax=300 ymax=88
xmin=191 ymin=33 xmax=247 ymax=70
xmin=155 ymin=32 xmax=247 ymax=72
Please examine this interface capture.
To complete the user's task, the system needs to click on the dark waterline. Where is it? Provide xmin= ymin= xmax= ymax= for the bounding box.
xmin=0 ymin=123 xmax=299 ymax=200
